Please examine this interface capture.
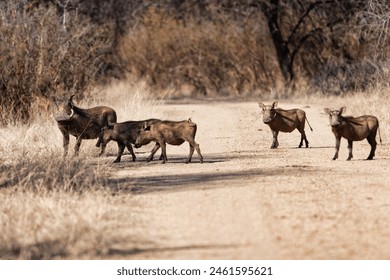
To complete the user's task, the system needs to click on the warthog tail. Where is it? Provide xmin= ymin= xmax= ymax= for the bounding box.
xmin=378 ymin=124 xmax=382 ymax=144
xmin=305 ymin=116 xmax=313 ymax=131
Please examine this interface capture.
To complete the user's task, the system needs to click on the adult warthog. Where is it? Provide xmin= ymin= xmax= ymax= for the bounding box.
xmin=99 ymin=119 xmax=161 ymax=163
xmin=134 ymin=119 xmax=203 ymax=164
xmin=53 ymin=95 xmax=117 ymax=156
xmin=324 ymin=107 xmax=382 ymax=160
xmin=258 ymin=101 xmax=313 ymax=149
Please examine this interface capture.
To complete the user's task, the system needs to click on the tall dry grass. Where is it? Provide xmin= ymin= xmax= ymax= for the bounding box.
xmin=0 ymin=1 xmax=115 ymax=125
xmin=0 ymin=81 xmax=163 ymax=259
xmin=119 ymin=7 xmax=280 ymax=97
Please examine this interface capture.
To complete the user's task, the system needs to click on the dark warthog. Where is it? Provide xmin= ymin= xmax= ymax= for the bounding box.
xmin=134 ymin=119 xmax=203 ymax=164
xmin=324 ymin=107 xmax=382 ymax=160
xmin=53 ymin=95 xmax=117 ymax=156
xmin=99 ymin=119 xmax=161 ymax=163
xmin=258 ymin=101 xmax=313 ymax=149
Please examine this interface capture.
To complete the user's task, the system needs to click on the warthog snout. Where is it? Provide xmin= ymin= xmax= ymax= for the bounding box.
xmin=330 ymin=122 xmax=340 ymax=128
xmin=134 ymin=142 xmax=142 ymax=148
xmin=328 ymin=109 xmax=343 ymax=128
xmin=263 ymin=118 xmax=272 ymax=124
xmin=260 ymin=102 xmax=277 ymax=124
xmin=54 ymin=99 xmax=74 ymax=122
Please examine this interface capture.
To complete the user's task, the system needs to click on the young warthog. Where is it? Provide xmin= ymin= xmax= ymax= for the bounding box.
xmin=258 ymin=101 xmax=313 ymax=149
xmin=134 ymin=119 xmax=203 ymax=164
xmin=324 ymin=107 xmax=382 ymax=160
xmin=53 ymin=95 xmax=117 ymax=156
xmin=99 ymin=119 xmax=161 ymax=163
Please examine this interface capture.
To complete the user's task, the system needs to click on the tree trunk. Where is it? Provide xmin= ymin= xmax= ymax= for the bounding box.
xmin=260 ymin=0 xmax=293 ymax=86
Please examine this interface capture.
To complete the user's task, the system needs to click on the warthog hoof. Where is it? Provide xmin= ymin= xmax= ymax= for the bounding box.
xmin=113 ymin=159 xmax=120 ymax=163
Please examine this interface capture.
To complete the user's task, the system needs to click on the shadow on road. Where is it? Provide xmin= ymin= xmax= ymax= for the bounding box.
xmin=108 ymin=243 xmax=244 ymax=257
xmin=108 ymin=168 xmax=270 ymax=194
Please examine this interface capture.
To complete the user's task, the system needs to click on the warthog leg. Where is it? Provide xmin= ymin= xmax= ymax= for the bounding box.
xmin=332 ymin=136 xmax=341 ymax=160
xmin=126 ymin=142 xmax=136 ymax=162
xmin=271 ymin=130 xmax=279 ymax=149
xmin=298 ymin=128 xmax=309 ymax=148
xmin=366 ymin=133 xmax=377 ymax=160
xmin=74 ymin=138 xmax=82 ymax=156
xmin=95 ymin=138 xmax=101 ymax=148
xmin=185 ymin=140 xmax=204 ymax=164
xmin=99 ymin=143 xmax=106 ymax=156
xmin=60 ymin=129 xmax=70 ymax=157
xmin=347 ymin=140 xmax=353 ymax=161
xmin=160 ymin=141 xmax=168 ymax=164
xmin=63 ymin=135 xmax=70 ymax=157
xmin=113 ymin=142 xmax=125 ymax=163
xmin=147 ymin=143 xmax=161 ymax=162
xmin=186 ymin=143 xmax=195 ymax=163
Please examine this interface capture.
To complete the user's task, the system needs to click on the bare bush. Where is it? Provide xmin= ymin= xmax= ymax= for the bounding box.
xmin=312 ymin=59 xmax=389 ymax=95
xmin=357 ymin=0 xmax=390 ymax=56
xmin=0 ymin=1 xmax=114 ymax=125
xmin=119 ymin=6 xmax=280 ymax=97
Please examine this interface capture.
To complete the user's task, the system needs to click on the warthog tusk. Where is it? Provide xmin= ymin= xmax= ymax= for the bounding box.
xmin=69 ymin=108 xmax=74 ymax=119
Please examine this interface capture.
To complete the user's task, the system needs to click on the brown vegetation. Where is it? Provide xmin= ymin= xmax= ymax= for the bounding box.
xmin=1 ymin=0 xmax=390 ymax=124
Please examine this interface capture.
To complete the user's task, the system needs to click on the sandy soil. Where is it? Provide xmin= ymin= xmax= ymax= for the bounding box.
xmin=100 ymin=100 xmax=390 ymax=259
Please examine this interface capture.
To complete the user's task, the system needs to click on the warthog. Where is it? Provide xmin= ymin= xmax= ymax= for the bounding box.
xmin=53 ymin=95 xmax=117 ymax=156
xmin=99 ymin=119 xmax=162 ymax=163
xmin=258 ymin=101 xmax=313 ymax=149
xmin=324 ymin=107 xmax=382 ymax=160
xmin=134 ymin=119 xmax=204 ymax=164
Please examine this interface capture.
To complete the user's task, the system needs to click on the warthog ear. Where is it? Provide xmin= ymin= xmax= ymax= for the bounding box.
xmin=340 ymin=107 xmax=346 ymax=115
xmin=258 ymin=102 xmax=265 ymax=110
xmin=67 ymin=94 xmax=75 ymax=105
xmin=141 ymin=122 xmax=151 ymax=131
xmin=101 ymin=125 xmax=113 ymax=132
xmin=272 ymin=101 xmax=278 ymax=108
xmin=324 ymin=108 xmax=331 ymax=114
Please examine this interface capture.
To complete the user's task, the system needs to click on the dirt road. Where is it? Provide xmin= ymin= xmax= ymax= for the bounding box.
xmin=102 ymin=100 xmax=390 ymax=259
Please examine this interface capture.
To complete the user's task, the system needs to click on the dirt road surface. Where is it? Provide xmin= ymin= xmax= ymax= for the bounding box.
xmin=100 ymin=100 xmax=390 ymax=259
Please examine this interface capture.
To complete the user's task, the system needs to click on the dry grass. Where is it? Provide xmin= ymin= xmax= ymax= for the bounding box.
xmin=0 ymin=81 xmax=163 ymax=259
